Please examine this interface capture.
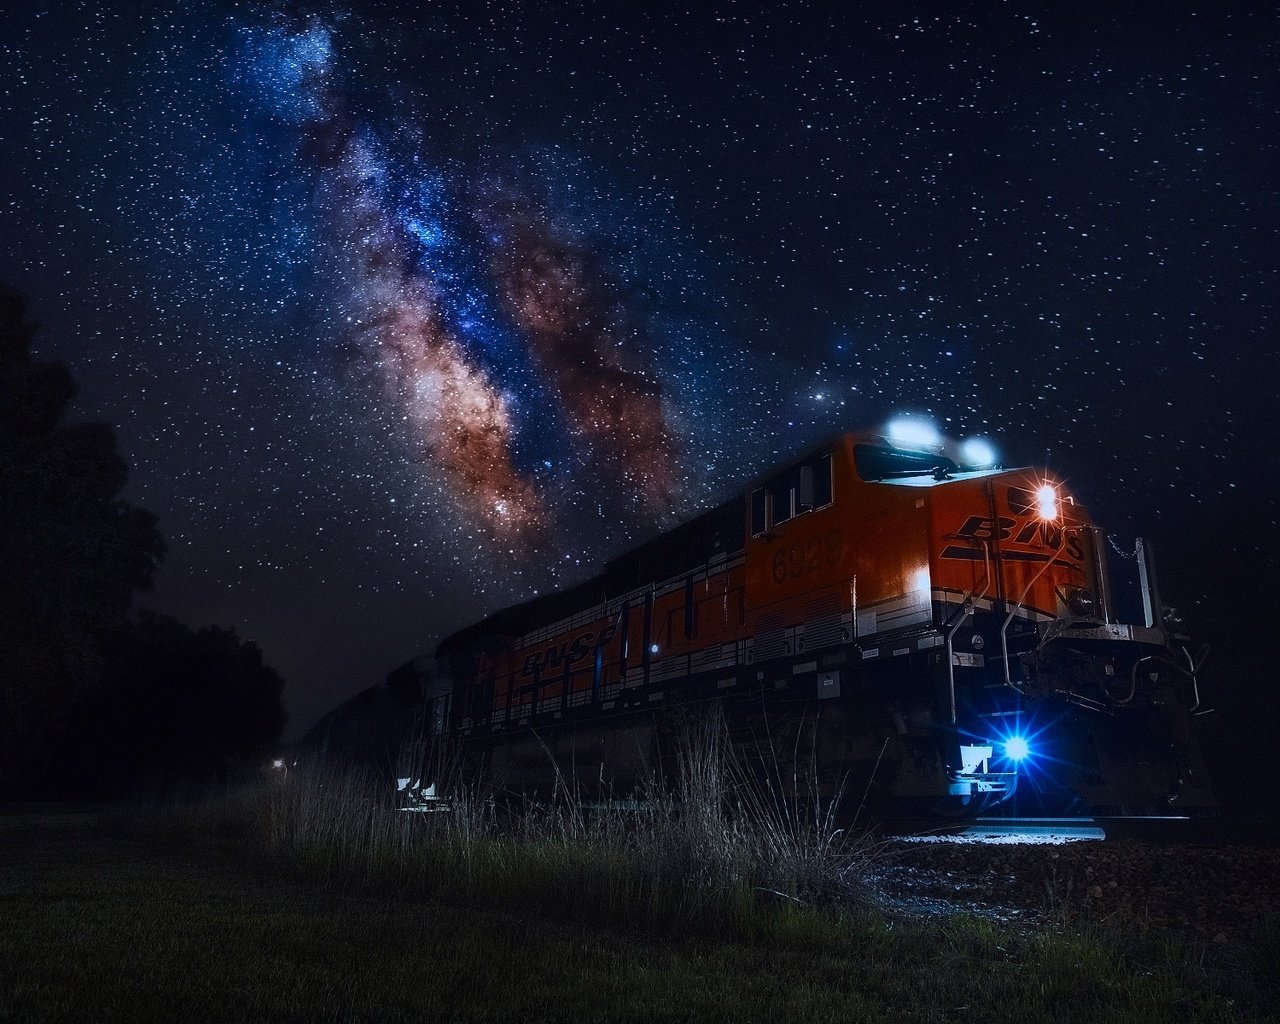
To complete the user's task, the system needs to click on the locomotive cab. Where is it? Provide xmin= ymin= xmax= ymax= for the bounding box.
xmin=841 ymin=426 xmax=1213 ymax=815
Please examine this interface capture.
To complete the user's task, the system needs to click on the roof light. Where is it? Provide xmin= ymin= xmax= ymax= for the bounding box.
xmin=1036 ymin=484 xmax=1059 ymax=521
xmin=886 ymin=417 xmax=940 ymax=449
xmin=959 ymin=437 xmax=997 ymax=468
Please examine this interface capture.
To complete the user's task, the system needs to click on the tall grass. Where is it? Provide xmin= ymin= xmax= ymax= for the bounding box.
xmin=239 ymin=713 xmax=882 ymax=937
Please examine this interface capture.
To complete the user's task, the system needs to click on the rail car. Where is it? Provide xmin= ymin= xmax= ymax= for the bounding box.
xmin=405 ymin=423 xmax=1214 ymax=817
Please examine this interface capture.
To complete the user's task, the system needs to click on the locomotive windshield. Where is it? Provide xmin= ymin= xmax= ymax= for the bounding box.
xmin=854 ymin=443 xmax=960 ymax=483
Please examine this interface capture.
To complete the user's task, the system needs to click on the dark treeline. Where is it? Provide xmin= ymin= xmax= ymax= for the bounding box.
xmin=0 ymin=287 xmax=285 ymax=799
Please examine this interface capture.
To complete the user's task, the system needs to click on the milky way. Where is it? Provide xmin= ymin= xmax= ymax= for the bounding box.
xmin=478 ymin=182 xmax=679 ymax=513
xmin=242 ymin=14 xmax=690 ymax=546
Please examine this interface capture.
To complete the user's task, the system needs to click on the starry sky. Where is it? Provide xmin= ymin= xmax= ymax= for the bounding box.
xmin=2 ymin=2 xmax=1277 ymax=739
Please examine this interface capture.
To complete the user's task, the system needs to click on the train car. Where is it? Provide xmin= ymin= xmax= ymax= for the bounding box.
xmin=411 ymin=423 xmax=1213 ymax=817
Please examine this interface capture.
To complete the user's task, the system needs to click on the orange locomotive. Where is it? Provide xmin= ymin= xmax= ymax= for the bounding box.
xmin=421 ymin=423 xmax=1213 ymax=816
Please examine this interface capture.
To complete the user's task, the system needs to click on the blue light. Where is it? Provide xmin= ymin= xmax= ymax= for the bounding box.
xmin=1004 ymin=736 xmax=1030 ymax=762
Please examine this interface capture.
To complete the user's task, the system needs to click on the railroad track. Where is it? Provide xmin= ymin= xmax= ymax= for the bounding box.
xmin=877 ymin=813 xmax=1240 ymax=844
xmin=878 ymin=815 xmax=1104 ymax=844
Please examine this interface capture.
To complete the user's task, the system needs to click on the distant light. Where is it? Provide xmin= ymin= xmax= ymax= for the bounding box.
xmin=649 ymin=643 xmax=660 ymax=655
xmin=886 ymin=417 xmax=940 ymax=449
xmin=1004 ymin=737 xmax=1031 ymax=762
xmin=1036 ymin=484 xmax=1059 ymax=521
xmin=272 ymin=759 xmax=285 ymax=770
xmin=960 ymin=437 xmax=997 ymax=467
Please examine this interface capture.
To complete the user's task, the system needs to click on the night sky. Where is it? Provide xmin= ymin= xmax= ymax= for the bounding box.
xmin=3 ymin=3 xmax=1276 ymax=740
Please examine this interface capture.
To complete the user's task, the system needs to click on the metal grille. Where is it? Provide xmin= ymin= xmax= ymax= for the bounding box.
xmin=752 ymin=611 xmax=786 ymax=661
xmin=801 ymin=595 xmax=845 ymax=652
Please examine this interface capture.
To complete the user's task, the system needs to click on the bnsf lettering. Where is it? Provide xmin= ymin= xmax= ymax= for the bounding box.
xmin=951 ymin=515 xmax=1084 ymax=561
xmin=955 ymin=515 xmax=1016 ymax=542
xmin=521 ymin=622 xmax=618 ymax=676
xmin=1014 ymin=520 xmax=1062 ymax=548
xmin=567 ymin=633 xmax=593 ymax=663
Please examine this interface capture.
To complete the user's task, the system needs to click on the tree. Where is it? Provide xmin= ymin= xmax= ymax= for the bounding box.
xmin=76 ymin=613 xmax=287 ymax=793
xmin=0 ymin=287 xmax=165 ymax=796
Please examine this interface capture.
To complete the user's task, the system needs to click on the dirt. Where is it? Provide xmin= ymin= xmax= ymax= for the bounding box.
xmin=875 ymin=835 xmax=1280 ymax=943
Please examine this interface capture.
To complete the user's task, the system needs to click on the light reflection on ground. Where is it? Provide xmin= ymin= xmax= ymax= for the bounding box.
xmin=892 ymin=817 xmax=1107 ymax=845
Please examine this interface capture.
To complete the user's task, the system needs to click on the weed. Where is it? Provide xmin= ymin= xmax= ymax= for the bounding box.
xmin=138 ymin=710 xmax=883 ymax=940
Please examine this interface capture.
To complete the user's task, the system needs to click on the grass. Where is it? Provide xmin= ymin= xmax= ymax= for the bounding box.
xmin=0 ymin=723 xmax=1271 ymax=1022
xmin=217 ymin=713 xmax=889 ymax=940
xmin=0 ymin=808 xmax=1255 ymax=1023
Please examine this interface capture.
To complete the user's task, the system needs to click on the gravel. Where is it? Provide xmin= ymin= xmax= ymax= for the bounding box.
xmin=874 ymin=836 xmax=1280 ymax=943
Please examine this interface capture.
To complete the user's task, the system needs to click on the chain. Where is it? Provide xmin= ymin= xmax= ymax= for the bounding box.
xmin=1107 ymin=535 xmax=1137 ymax=560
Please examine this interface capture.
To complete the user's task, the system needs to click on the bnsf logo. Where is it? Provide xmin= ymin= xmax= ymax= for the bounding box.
xmin=521 ymin=622 xmax=618 ymax=677
xmin=952 ymin=515 xmax=1084 ymax=561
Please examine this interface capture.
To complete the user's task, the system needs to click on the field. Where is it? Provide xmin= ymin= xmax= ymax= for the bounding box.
xmin=2 ymin=778 xmax=1275 ymax=1023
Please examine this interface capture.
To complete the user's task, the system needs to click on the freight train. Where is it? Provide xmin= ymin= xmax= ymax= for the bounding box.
xmin=399 ymin=422 xmax=1214 ymax=817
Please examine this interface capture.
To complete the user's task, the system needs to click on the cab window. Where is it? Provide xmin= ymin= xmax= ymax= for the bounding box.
xmin=751 ymin=452 xmax=832 ymax=534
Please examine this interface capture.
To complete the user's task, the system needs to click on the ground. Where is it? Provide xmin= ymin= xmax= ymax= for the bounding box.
xmin=876 ymin=829 xmax=1280 ymax=943
xmin=0 ymin=807 xmax=1273 ymax=1023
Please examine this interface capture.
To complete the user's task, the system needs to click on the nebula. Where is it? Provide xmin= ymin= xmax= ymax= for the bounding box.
xmin=479 ymin=190 xmax=679 ymax=513
xmin=242 ymin=12 xmax=686 ymax=545
xmin=246 ymin=17 xmax=543 ymax=543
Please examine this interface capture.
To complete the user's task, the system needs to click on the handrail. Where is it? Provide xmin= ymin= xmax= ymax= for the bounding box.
xmin=1182 ymin=644 xmax=1207 ymax=713
xmin=1000 ymin=526 xmax=1081 ymax=691
xmin=944 ymin=537 xmax=992 ymax=724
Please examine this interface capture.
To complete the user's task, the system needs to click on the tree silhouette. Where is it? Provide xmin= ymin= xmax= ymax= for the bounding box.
xmin=0 ymin=287 xmax=165 ymax=796
xmin=77 ymin=612 xmax=288 ymax=793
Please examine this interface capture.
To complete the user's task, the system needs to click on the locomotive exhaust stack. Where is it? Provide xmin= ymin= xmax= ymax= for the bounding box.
xmin=404 ymin=425 xmax=1215 ymax=819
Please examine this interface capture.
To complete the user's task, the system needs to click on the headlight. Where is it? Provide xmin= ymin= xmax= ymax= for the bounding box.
xmin=1035 ymin=484 xmax=1059 ymax=521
